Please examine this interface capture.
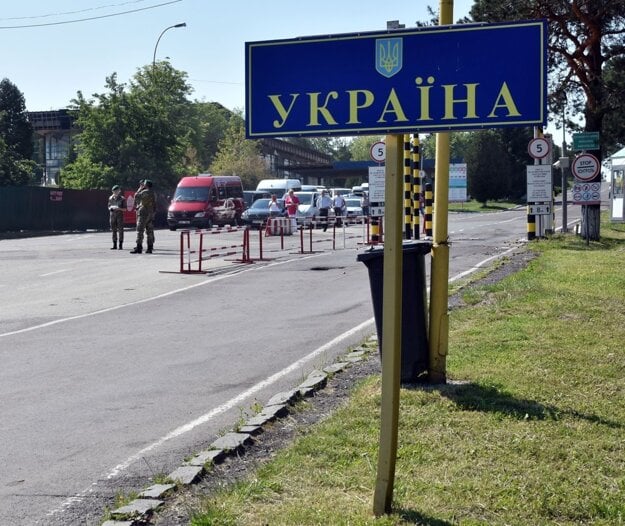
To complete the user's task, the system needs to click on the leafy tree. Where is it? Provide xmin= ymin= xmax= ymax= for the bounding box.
xmin=191 ymin=101 xmax=232 ymax=170
xmin=470 ymin=0 xmax=625 ymax=239
xmin=348 ymin=135 xmax=384 ymax=161
xmin=209 ymin=111 xmax=269 ymax=189
xmin=63 ymin=62 xmax=198 ymax=191
xmin=602 ymin=55 xmax=625 ymax=154
xmin=0 ymin=78 xmax=35 ymax=186
xmin=60 ymin=156 xmax=114 ymax=190
xmin=465 ymin=130 xmax=512 ymax=205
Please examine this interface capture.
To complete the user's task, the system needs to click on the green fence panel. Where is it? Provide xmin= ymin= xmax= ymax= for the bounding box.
xmin=0 ymin=187 xmax=110 ymax=232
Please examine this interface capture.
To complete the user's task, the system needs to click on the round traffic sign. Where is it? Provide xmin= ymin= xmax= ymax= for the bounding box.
xmin=528 ymin=137 xmax=550 ymax=159
xmin=370 ymin=141 xmax=386 ymax=163
xmin=572 ymin=153 xmax=600 ymax=182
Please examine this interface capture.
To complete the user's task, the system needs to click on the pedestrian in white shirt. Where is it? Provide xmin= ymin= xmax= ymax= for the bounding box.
xmin=316 ymin=190 xmax=333 ymax=232
xmin=333 ymin=193 xmax=346 ymax=227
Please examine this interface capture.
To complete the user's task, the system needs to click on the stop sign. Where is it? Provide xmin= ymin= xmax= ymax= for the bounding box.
xmin=572 ymin=153 xmax=600 ymax=182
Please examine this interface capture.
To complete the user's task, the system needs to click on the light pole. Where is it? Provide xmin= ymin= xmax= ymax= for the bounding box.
xmin=152 ymin=23 xmax=186 ymax=69
xmin=561 ymin=93 xmax=568 ymax=233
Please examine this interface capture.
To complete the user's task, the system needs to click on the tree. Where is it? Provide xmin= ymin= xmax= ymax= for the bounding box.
xmin=190 ymin=102 xmax=232 ymax=170
xmin=0 ymin=78 xmax=35 ymax=186
xmin=464 ymin=130 xmax=512 ymax=205
xmin=601 ymin=55 xmax=625 ymax=154
xmin=348 ymin=135 xmax=384 ymax=161
xmin=209 ymin=111 xmax=269 ymax=189
xmin=470 ymin=0 xmax=625 ymax=240
xmin=63 ymin=62 xmax=198 ymax=191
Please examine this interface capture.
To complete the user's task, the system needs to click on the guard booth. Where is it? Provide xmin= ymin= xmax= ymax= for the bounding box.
xmin=608 ymin=147 xmax=625 ymax=222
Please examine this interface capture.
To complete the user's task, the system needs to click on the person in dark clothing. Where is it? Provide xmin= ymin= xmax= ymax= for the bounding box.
xmin=108 ymin=185 xmax=126 ymax=250
xmin=130 ymin=179 xmax=156 ymax=254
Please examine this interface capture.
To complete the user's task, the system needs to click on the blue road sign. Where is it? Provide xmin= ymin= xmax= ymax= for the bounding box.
xmin=246 ymin=20 xmax=548 ymax=138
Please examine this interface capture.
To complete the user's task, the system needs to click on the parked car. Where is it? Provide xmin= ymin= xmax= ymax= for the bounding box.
xmin=295 ymin=191 xmax=335 ymax=226
xmin=241 ymin=198 xmax=286 ymax=227
xmin=294 ymin=191 xmax=319 ymax=225
xmin=344 ymin=197 xmax=364 ymax=221
xmin=330 ymin=187 xmax=351 ymax=197
xmin=243 ymin=191 xmax=256 ymax=208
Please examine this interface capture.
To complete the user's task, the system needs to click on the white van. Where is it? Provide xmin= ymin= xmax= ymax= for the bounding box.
xmin=255 ymin=178 xmax=302 ymax=198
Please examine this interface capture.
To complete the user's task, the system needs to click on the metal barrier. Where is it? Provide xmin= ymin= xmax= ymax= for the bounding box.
xmin=178 ymin=218 xmax=376 ymax=272
xmin=179 ymin=226 xmax=251 ymax=273
xmin=298 ymin=216 xmax=371 ymax=254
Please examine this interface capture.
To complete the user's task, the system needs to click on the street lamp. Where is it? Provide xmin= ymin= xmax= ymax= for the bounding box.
xmin=152 ymin=23 xmax=186 ymax=68
xmin=561 ymin=92 xmax=568 ymax=232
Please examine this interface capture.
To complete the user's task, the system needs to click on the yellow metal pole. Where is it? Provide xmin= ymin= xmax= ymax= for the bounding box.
xmin=373 ymin=134 xmax=404 ymax=516
xmin=428 ymin=0 xmax=453 ymax=383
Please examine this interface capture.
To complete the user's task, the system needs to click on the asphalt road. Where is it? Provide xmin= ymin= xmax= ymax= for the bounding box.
xmin=0 ymin=203 xmax=582 ymax=525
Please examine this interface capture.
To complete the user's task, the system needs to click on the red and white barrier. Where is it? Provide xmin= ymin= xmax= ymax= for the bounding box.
xmin=265 ymin=217 xmax=293 ymax=236
xmin=179 ymin=226 xmax=251 ymax=273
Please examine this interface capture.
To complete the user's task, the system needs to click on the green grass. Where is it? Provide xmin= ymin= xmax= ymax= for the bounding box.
xmin=448 ymin=199 xmax=521 ymax=213
xmin=185 ymin=218 xmax=625 ymax=526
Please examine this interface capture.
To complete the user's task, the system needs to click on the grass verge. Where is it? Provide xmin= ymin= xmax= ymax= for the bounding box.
xmin=186 ymin=219 xmax=625 ymax=526
xmin=448 ymin=199 xmax=521 ymax=213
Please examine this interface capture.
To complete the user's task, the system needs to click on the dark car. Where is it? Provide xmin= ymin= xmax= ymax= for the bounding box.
xmin=241 ymin=198 xmax=286 ymax=227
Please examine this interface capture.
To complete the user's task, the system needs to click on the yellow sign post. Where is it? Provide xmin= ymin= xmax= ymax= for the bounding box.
xmin=428 ymin=0 xmax=453 ymax=383
xmin=374 ymin=0 xmax=454 ymax=516
xmin=373 ymin=134 xmax=404 ymax=515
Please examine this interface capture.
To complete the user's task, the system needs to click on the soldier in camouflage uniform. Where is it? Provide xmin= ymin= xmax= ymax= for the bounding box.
xmin=108 ymin=185 xmax=126 ymax=250
xmin=130 ymin=179 xmax=156 ymax=254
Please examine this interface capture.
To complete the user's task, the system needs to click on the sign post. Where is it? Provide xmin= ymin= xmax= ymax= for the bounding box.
xmin=373 ymin=135 xmax=403 ymax=516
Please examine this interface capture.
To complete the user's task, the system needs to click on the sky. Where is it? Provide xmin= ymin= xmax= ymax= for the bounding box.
xmin=0 ymin=0 xmax=475 ymax=113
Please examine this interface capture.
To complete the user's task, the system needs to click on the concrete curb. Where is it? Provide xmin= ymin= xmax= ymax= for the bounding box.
xmin=104 ymin=337 xmax=378 ymax=525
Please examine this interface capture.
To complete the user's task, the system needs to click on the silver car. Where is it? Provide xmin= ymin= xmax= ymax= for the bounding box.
xmin=295 ymin=191 xmax=335 ymax=226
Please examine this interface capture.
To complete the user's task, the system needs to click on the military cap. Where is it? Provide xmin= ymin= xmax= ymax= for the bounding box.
xmin=143 ymin=179 xmax=153 ymax=186
xmin=112 ymin=184 xmax=120 ymax=191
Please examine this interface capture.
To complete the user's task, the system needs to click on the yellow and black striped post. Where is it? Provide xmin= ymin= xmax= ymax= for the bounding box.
xmin=424 ymin=182 xmax=433 ymax=237
xmin=411 ymin=135 xmax=421 ymax=239
xmin=403 ymin=135 xmax=413 ymax=239
xmin=527 ymin=205 xmax=536 ymax=240
xmin=371 ymin=217 xmax=380 ymax=245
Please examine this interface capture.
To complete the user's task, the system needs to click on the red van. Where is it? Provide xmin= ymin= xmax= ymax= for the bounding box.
xmin=167 ymin=174 xmax=245 ymax=230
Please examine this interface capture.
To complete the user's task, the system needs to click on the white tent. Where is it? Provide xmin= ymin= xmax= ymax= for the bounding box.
xmin=607 ymin=146 xmax=625 ymax=166
xmin=607 ymin=147 xmax=625 ymax=221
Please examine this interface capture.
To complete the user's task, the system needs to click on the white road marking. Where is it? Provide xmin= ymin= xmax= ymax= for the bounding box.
xmin=39 ymin=269 xmax=71 ymax=277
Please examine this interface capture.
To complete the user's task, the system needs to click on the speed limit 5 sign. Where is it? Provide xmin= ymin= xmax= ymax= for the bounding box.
xmin=370 ymin=141 xmax=386 ymax=163
xmin=528 ymin=137 xmax=550 ymax=159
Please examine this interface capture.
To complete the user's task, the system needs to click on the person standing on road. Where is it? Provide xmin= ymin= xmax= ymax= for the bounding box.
xmin=360 ymin=192 xmax=369 ymax=221
xmin=130 ymin=179 xmax=155 ymax=254
xmin=316 ymin=189 xmax=333 ymax=232
xmin=108 ymin=185 xmax=126 ymax=250
xmin=284 ymin=189 xmax=300 ymax=230
xmin=268 ymin=194 xmax=282 ymax=217
xmin=332 ymin=192 xmax=346 ymax=227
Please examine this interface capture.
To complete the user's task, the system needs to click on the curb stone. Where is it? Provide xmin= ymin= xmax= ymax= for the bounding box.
xmin=104 ymin=337 xmax=377 ymax=525
xmin=185 ymin=449 xmax=224 ymax=467
xmin=138 ymin=484 xmax=175 ymax=499
xmin=167 ymin=465 xmax=204 ymax=485
xmin=110 ymin=498 xmax=164 ymax=520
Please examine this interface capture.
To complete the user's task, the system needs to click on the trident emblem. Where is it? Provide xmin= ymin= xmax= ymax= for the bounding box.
xmin=376 ymin=38 xmax=403 ymax=78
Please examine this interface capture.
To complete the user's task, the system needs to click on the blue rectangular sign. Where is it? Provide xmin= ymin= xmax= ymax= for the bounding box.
xmin=246 ymin=20 xmax=547 ymax=138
